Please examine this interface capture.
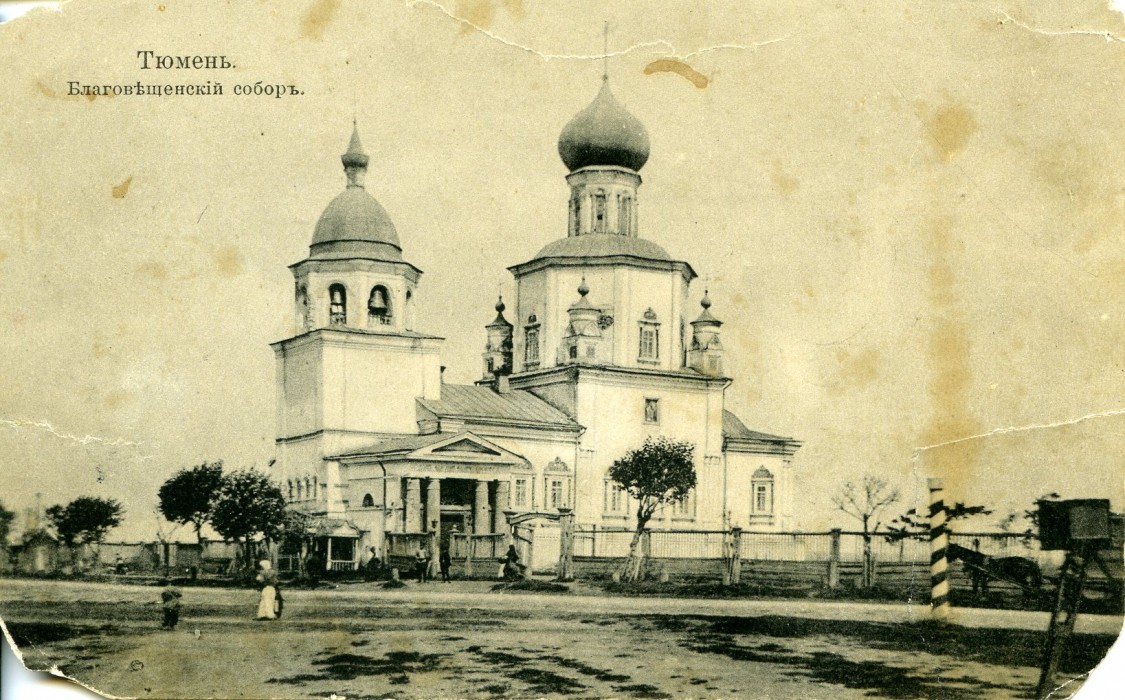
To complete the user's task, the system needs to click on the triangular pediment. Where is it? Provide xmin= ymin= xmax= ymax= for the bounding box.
xmin=432 ymin=438 xmax=500 ymax=455
xmin=405 ymin=431 xmax=529 ymax=467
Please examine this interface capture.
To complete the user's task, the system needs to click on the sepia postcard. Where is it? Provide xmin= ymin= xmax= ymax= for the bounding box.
xmin=0 ymin=1 xmax=1123 ymax=698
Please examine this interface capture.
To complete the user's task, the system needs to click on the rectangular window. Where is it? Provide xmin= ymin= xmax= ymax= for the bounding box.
xmin=644 ymin=398 xmax=660 ymax=424
xmin=514 ymin=478 xmax=528 ymax=508
xmin=605 ymin=482 xmax=625 ymax=513
xmin=549 ymin=479 xmax=563 ymax=509
xmin=525 ymin=328 xmax=540 ymax=364
xmin=754 ymin=484 xmax=773 ymax=513
xmin=639 ymin=326 xmax=659 ymax=361
xmin=673 ymin=491 xmax=692 ymax=517
xmin=593 ymin=193 xmax=607 ymax=233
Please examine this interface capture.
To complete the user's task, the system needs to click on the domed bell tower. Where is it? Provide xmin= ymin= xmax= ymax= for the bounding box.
xmin=687 ymin=291 xmax=723 ymax=377
xmin=273 ymin=124 xmax=444 ymax=518
xmin=482 ymin=295 xmax=514 ymax=379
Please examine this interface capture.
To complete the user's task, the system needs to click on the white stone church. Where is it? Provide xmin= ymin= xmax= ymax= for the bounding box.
xmin=271 ymin=77 xmax=800 ymax=567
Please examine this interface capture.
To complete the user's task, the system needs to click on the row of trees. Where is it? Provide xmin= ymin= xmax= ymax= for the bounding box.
xmin=158 ymin=462 xmax=297 ymax=567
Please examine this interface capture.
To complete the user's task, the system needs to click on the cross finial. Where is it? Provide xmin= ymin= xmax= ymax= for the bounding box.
xmin=602 ymin=21 xmax=609 ymax=81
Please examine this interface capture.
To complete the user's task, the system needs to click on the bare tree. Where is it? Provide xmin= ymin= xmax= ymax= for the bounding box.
xmin=832 ymin=474 xmax=900 ymax=587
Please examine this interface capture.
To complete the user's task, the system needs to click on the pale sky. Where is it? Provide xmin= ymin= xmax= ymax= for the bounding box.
xmin=0 ymin=0 xmax=1122 ymax=540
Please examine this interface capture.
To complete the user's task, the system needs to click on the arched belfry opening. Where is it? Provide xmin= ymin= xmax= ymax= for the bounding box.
xmin=328 ymin=284 xmax=347 ymax=325
xmin=368 ymin=285 xmax=392 ymax=326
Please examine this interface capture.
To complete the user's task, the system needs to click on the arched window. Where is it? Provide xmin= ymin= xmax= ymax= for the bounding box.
xmin=287 ymin=479 xmax=294 ymax=501
xmin=368 ymin=285 xmax=392 ymax=325
xmin=305 ymin=476 xmax=312 ymax=501
xmin=328 ymin=284 xmax=347 ymax=325
xmin=751 ymin=467 xmax=774 ymax=515
xmin=618 ymin=194 xmax=632 ymax=235
xmin=568 ymin=345 xmax=578 ymax=360
xmin=361 ymin=493 xmax=375 ymax=508
xmin=296 ymin=479 xmax=303 ymax=500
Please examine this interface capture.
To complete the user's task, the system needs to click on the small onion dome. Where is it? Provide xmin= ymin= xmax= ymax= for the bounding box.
xmin=558 ymin=80 xmax=650 ymax=172
xmin=341 ymin=124 xmax=369 ymax=169
xmin=692 ymin=290 xmax=722 ymax=326
xmin=570 ymin=277 xmax=596 ymax=310
xmin=488 ymin=295 xmax=512 ymax=329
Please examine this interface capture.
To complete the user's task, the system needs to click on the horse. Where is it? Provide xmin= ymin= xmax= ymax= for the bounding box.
xmin=947 ymin=542 xmax=1043 ymax=599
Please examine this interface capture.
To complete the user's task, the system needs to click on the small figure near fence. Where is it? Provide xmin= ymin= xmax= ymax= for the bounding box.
xmin=114 ymin=554 xmax=126 ymax=575
xmin=947 ymin=542 xmax=1042 ymax=598
xmin=363 ymin=547 xmax=383 ymax=581
xmin=255 ymin=559 xmax=280 ymax=620
xmin=502 ymin=544 xmax=524 ymax=581
xmin=414 ymin=545 xmax=430 ymax=583
xmin=305 ymin=550 xmax=324 ymax=588
xmin=160 ymin=584 xmax=182 ymax=630
xmin=439 ymin=548 xmax=452 ymax=583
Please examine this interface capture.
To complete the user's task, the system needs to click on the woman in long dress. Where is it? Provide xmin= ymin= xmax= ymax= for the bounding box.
xmin=255 ymin=559 xmax=279 ymax=620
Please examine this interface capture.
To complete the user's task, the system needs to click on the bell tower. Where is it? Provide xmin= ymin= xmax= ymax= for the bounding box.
xmin=272 ymin=124 xmax=444 ymax=516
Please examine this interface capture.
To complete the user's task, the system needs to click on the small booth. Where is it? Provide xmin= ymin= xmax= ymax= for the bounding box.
xmin=311 ymin=519 xmax=362 ymax=573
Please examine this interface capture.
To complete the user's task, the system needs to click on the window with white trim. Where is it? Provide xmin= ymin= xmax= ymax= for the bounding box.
xmin=751 ymin=467 xmax=774 ymax=515
xmin=514 ymin=478 xmax=528 ymax=508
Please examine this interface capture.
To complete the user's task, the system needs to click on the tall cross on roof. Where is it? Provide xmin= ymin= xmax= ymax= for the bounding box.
xmin=602 ymin=21 xmax=610 ymax=81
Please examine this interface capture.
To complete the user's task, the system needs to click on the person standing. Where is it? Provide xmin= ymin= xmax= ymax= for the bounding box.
xmin=255 ymin=559 xmax=279 ymax=620
xmin=439 ymin=548 xmax=452 ymax=583
xmin=160 ymin=584 xmax=182 ymax=629
xmin=414 ymin=544 xmax=429 ymax=583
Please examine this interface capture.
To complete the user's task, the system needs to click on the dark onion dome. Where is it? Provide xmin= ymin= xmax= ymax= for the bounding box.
xmin=558 ymin=80 xmax=650 ymax=172
xmin=534 ymin=233 xmax=671 ymax=262
xmin=309 ymin=126 xmax=403 ymax=262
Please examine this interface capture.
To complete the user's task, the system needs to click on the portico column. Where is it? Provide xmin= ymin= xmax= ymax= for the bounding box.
xmin=405 ymin=478 xmax=422 ymax=532
xmin=425 ymin=478 xmax=442 ymax=532
xmin=473 ymin=480 xmax=490 ymax=534
xmin=493 ymin=480 xmax=510 ymax=534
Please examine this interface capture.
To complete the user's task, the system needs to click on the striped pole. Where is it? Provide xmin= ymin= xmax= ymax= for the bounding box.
xmin=928 ymin=478 xmax=950 ymax=621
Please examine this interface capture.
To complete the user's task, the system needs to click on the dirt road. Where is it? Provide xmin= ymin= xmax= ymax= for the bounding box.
xmin=1 ymin=578 xmax=1120 ymax=699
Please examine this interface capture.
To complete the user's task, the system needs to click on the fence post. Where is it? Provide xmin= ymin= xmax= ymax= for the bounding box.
xmin=721 ymin=531 xmax=732 ymax=586
xmin=464 ymin=534 xmax=474 ymax=578
xmin=730 ymin=527 xmax=742 ymax=585
xmin=591 ymin=523 xmax=598 ymax=558
xmin=828 ymin=528 xmax=841 ymax=589
xmin=928 ymin=478 xmax=951 ymax=622
xmin=641 ymin=529 xmax=652 ymax=581
xmin=557 ymin=508 xmax=574 ymax=581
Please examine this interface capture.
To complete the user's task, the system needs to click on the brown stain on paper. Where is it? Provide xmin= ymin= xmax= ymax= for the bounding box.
xmin=454 ymin=0 xmax=525 ymax=33
xmin=829 ymin=347 xmax=880 ymax=396
xmin=112 ymin=177 xmax=133 ymax=199
xmin=770 ymin=160 xmax=800 ymax=197
xmin=300 ymin=0 xmax=341 ymax=41
xmin=922 ymin=216 xmax=982 ymax=495
xmin=643 ymin=59 xmax=709 ymax=89
xmin=213 ymin=246 xmax=243 ymax=277
xmin=918 ymin=100 xmax=978 ymax=163
xmin=135 ymin=261 xmax=169 ymax=281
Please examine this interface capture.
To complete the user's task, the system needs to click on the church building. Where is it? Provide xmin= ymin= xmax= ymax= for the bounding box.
xmin=271 ymin=77 xmax=801 ymax=567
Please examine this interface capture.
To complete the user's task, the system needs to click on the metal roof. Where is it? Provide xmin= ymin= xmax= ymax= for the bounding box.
xmin=722 ymin=409 xmax=795 ymax=443
xmin=418 ymin=384 xmax=579 ymax=429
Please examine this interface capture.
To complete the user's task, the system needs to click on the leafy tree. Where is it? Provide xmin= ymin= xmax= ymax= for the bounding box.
xmin=45 ymin=497 xmax=124 ymax=546
xmin=158 ymin=461 xmax=224 ymax=543
xmin=0 ymin=500 xmax=15 ymax=546
xmin=210 ymin=469 xmax=287 ymax=569
xmin=832 ymin=474 xmax=900 ymax=587
xmin=609 ymin=437 xmax=696 ymax=582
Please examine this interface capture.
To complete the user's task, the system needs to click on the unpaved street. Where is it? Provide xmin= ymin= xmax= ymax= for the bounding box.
xmin=1 ymin=578 xmax=1120 ymax=699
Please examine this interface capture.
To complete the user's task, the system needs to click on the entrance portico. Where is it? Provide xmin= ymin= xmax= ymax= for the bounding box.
xmin=333 ymin=431 xmax=531 ymax=548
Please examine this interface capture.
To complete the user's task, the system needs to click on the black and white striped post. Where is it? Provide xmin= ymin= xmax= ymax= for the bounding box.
xmin=928 ymin=478 xmax=951 ymax=621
